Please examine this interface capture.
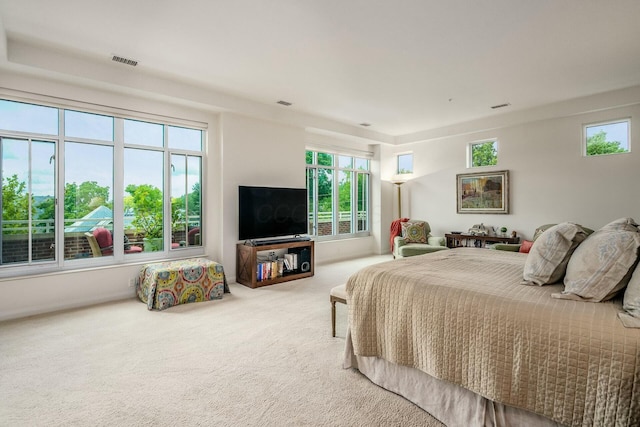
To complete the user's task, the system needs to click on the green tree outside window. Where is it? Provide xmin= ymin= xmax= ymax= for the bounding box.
xmin=471 ymin=141 xmax=498 ymax=167
xmin=586 ymin=130 xmax=626 ymax=155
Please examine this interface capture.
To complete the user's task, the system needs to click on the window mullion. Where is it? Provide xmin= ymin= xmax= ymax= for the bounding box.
xmin=351 ymin=171 xmax=357 ymax=234
xmin=332 ymin=167 xmax=338 ymax=236
xmin=112 ymin=118 xmax=125 ymax=258
xmin=312 ymin=167 xmax=318 ymax=236
xmin=56 ymin=108 xmax=65 ymax=266
xmin=27 ymin=139 xmax=33 ymax=263
xmin=163 ymin=128 xmax=171 ymax=251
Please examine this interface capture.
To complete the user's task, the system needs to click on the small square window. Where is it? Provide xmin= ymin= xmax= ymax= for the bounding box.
xmin=469 ymin=140 xmax=497 ymax=167
xmin=397 ymin=153 xmax=413 ymax=174
xmin=584 ymin=120 xmax=630 ymax=156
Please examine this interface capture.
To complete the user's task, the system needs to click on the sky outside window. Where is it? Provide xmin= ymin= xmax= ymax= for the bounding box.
xmin=397 ymin=153 xmax=413 ymax=174
xmin=168 ymin=126 xmax=201 ymax=151
xmin=65 ymin=110 xmax=114 ymax=141
xmin=124 ymin=119 xmax=164 ymax=147
xmin=0 ymin=100 xmax=58 ymax=135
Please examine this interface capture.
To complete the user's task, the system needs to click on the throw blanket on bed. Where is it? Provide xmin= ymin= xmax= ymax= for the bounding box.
xmin=347 ymin=248 xmax=640 ymax=427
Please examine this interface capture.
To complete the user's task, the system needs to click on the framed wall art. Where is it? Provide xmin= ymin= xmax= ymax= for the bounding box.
xmin=456 ymin=170 xmax=509 ymax=214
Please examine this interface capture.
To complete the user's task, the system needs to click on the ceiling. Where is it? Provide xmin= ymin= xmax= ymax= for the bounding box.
xmin=1 ymin=0 xmax=640 ymax=137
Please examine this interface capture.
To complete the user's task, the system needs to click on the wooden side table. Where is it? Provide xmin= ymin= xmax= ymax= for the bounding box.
xmin=445 ymin=233 xmax=519 ymax=249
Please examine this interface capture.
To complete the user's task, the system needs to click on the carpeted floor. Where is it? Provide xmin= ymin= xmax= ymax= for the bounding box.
xmin=0 ymin=255 xmax=444 ymax=426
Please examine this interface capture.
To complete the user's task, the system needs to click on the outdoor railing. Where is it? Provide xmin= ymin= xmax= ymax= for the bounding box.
xmin=2 ymin=216 xmax=201 ymax=235
xmin=311 ymin=211 xmax=367 ymax=222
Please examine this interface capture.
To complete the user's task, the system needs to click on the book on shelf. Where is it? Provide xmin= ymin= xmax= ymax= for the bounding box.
xmin=256 ymin=260 xmax=285 ymax=281
xmin=284 ymin=253 xmax=298 ymax=271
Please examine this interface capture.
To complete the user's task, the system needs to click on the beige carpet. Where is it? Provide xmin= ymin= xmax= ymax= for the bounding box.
xmin=0 ymin=255 xmax=444 ymax=427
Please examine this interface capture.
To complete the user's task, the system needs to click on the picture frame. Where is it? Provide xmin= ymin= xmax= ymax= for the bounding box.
xmin=456 ymin=170 xmax=509 ymax=214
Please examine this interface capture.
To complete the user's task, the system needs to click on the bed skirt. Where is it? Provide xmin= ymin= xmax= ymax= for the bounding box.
xmin=343 ymin=329 xmax=560 ymax=427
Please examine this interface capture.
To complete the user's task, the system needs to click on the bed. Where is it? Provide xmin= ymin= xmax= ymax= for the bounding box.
xmin=343 ymin=248 xmax=640 ymax=427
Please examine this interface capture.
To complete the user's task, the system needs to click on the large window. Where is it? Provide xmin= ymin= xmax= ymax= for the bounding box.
xmin=0 ymin=98 xmax=205 ymax=274
xmin=306 ymin=150 xmax=370 ymax=238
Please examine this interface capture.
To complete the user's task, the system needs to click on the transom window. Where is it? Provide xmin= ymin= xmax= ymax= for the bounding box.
xmin=306 ymin=150 xmax=370 ymax=238
xmin=469 ymin=139 xmax=498 ymax=167
xmin=397 ymin=153 xmax=413 ymax=174
xmin=0 ymin=98 xmax=205 ymax=276
xmin=584 ymin=119 xmax=630 ymax=156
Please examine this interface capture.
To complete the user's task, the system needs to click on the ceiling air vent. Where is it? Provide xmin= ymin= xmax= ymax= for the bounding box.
xmin=359 ymin=123 xmax=372 ymax=127
xmin=490 ymin=102 xmax=511 ymax=109
xmin=112 ymin=55 xmax=138 ymax=67
xmin=276 ymin=100 xmax=292 ymax=106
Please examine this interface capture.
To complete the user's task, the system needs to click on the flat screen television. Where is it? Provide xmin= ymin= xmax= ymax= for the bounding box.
xmin=238 ymin=185 xmax=308 ymax=241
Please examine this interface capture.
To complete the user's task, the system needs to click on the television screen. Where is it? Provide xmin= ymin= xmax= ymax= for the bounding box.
xmin=238 ymin=186 xmax=308 ymax=241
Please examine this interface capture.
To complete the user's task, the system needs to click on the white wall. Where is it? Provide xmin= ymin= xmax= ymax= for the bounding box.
xmin=382 ymin=98 xmax=640 ymax=246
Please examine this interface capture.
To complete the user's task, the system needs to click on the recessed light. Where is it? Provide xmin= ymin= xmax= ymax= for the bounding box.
xmin=276 ymin=100 xmax=292 ymax=106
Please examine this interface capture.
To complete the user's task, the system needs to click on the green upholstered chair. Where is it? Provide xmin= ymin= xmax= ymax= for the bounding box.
xmin=393 ymin=220 xmax=448 ymax=258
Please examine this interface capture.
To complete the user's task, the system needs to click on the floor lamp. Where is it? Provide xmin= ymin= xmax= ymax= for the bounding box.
xmin=391 ymin=177 xmax=407 ymax=218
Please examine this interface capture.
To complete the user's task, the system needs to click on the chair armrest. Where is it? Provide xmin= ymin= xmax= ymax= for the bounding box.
xmin=394 ymin=236 xmax=408 ymax=248
xmin=428 ymin=236 xmax=446 ymax=247
xmin=393 ymin=236 xmax=407 ymax=252
xmin=493 ymin=243 xmax=521 ymax=252
xmin=393 ymin=236 xmax=407 ymax=258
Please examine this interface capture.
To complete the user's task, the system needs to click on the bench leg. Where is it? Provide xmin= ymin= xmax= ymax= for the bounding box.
xmin=331 ymin=300 xmax=337 ymax=337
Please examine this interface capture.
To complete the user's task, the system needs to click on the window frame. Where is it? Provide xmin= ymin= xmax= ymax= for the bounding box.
xmin=0 ymin=95 xmax=206 ymax=278
xmin=468 ymin=139 xmax=498 ymax=168
xmin=306 ymin=150 xmax=371 ymax=241
xmin=397 ymin=153 xmax=413 ymax=174
xmin=583 ymin=118 xmax=631 ymax=157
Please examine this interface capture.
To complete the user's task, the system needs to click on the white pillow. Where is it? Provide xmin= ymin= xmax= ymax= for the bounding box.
xmin=553 ymin=218 xmax=640 ymax=302
xmin=619 ymin=262 xmax=640 ymax=328
xmin=522 ymin=222 xmax=588 ymax=286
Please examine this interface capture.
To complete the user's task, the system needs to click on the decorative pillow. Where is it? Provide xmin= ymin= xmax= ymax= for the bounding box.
xmin=519 ymin=240 xmax=534 ymax=253
xmin=521 ymin=222 xmax=588 ymax=286
xmin=401 ymin=221 xmax=429 ymax=244
xmin=532 ymin=224 xmax=556 ymax=241
xmin=600 ymin=217 xmax=639 ymax=232
xmin=553 ymin=218 xmax=640 ymax=302
xmin=619 ymin=262 xmax=640 ymax=328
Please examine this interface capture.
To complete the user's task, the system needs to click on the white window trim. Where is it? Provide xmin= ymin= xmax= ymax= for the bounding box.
xmin=582 ymin=118 xmax=631 ymax=157
xmin=0 ymin=95 xmax=207 ymax=278
xmin=396 ymin=152 xmax=413 ymax=174
xmin=467 ymin=138 xmax=498 ymax=168
xmin=306 ymin=150 xmax=371 ymax=241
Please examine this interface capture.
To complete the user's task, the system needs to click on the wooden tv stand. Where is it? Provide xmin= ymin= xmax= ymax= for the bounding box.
xmin=236 ymin=240 xmax=314 ymax=288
